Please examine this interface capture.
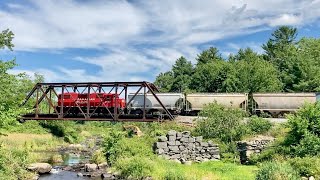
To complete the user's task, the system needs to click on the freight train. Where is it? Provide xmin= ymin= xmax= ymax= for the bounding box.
xmin=128 ymin=92 xmax=320 ymax=117
xmin=56 ymin=92 xmax=320 ymax=118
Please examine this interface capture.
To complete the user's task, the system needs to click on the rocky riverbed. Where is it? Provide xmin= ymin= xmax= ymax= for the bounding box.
xmin=29 ymin=136 xmax=118 ymax=180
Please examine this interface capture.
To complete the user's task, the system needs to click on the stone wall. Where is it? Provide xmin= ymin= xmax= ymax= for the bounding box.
xmin=154 ymin=130 xmax=220 ymax=163
xmin=237 ymin=135 xmax=275 ymax=164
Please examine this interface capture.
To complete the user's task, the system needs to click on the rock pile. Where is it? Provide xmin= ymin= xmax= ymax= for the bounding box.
xmin=154 ymin=130 xmax=220 ymax=163
xmin=237 ymin=135 xmax=275 ymax=164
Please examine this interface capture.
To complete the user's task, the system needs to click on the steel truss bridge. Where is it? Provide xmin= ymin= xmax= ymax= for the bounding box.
xmin=19 ymin=81 xmax=174 ymax=122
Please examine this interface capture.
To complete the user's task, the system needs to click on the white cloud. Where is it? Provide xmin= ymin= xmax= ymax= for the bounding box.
xmin=269 ymin=14 xmax=303 ymax=26
xmin=2 ymin=0 xmax=320 ymax=83
xmin=0 ymin=0 xmax=146 ymax=50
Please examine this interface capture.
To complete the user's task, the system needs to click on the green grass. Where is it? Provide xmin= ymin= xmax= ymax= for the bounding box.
xmin=150 ymin=158 xmax=257 ymax=180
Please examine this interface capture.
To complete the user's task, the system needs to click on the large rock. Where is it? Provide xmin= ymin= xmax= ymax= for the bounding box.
xmin=156 ymin=142 xmax=168 ymax=149
xmin=182 ymin=131 xmax=191 ymax=137
xmin=158 ymin=136 xmax=167 ymax=142
xmin=195 ymin=136 xmax=203 ymax=142
xmin=168 ymin=130 xmax=177 ymax=136
xmin=28 ymin=163 xmax=52 ymax=174
xmin=168 ymin=135 xmax=176 ymax=142
xmin=85 ymin=163 xmax=98 ymax=172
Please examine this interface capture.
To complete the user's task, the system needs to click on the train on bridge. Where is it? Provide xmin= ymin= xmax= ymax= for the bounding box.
xmin=127 ymin=92 xmax=320 ymax=117
xmin=19 ymin=82 xmax=320 ymax=122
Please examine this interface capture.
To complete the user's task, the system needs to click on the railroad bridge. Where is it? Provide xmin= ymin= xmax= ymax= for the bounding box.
xmin=19 ymin=81 xmax=174 ymax=122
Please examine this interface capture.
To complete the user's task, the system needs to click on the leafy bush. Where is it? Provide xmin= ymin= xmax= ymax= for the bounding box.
xmin=248 ymin=148 xmax=277 ymax=165
xmin=115 ymin=156 xmax=153 ymax=179
xmin=163 ymin=169 xmax=187 ymax=180
xmin=218 ymin=142 xmax=240 ymax=163
xmin=256 ymin=161 xmax=300 ymax=180
xmin=282 ymin=102 xmax=320 ymax=157
xmin=247 ymin=116 xmax=272 ymax=134
xmin=293 ymin=132 xmax=320 ymax=157
xmin=194 ymin=102 xmax=247 ymax=143
xmin=0 ymin=144 xmax=34 ymax=180
xmin=103 ymin=131 xmax=153 ymax=165
xmin=288 ymin=157 xmax=320 ymax=178
xmin=90 ymin=149 xmax=106 ymax=164
xmin=39 ymin=121 xmax=82 ymax=143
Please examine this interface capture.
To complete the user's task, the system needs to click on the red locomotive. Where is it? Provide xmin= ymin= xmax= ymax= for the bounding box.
xmin=56 ymin=92 xmax=126 ymax=115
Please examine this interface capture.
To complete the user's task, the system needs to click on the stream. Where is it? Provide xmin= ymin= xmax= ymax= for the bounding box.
xmin=36 ymin=151 xmax=91 ymax=180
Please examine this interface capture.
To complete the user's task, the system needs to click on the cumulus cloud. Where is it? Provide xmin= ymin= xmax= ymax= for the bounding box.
xmin=2 ymin=0 xmax=320 ymax=82
xmin=269 ymin=14 xmax=303 ymax=26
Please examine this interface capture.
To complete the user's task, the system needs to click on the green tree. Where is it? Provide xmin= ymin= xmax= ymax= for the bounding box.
xmin=262 ymin=26 xmax=297 ymax=60
xmin=291 ymin=38 xmax=320 ymax=91
xmin=196 ymin=47 xmax=223 ymax=65
xmin=170 ymin=56 xmax=193 ymax=92
xmin=262 ymin=26 xmax=301 ymax=92
xmin=0 ymin=29 xmax=39 ymax=129
xmin=154 ymin=71 xmax=174 ymax=92
xmin=0 ymin=29 xmax=14 ymax=50
xmin=226 ymin=48 xmax=282 ymax=93
xmin=191 ymin=60 xmax=230 ymax=92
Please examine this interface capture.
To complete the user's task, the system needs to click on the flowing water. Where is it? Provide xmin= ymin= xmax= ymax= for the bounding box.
xmin=34 ymin=151 xmax=91 ymax=180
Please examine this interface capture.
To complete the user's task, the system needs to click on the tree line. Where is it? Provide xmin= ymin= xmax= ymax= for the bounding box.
xmin=155 ymin=26 xmax=320 ymax=93
xmin=0 ymin=29 xmax=42 ymax=129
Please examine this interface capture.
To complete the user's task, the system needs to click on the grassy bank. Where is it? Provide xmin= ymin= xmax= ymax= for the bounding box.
xmin=149 ymin=158 xmax=257 ymax=180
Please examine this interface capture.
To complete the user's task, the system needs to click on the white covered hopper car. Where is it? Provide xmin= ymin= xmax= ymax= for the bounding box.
xmin=128 ymin=93 xmax=184 ymax=115
xmin=185 ymin=93 xmax=248 ymax=115
xmin=252 ymin=93 xmax=320 ymax=117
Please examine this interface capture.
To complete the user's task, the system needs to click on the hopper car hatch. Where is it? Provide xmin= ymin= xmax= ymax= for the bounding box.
xmin=18 ymin=81 xmax=174 ymax=122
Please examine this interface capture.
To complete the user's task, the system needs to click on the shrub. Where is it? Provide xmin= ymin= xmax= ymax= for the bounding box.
xmin=256 ymin=161 xmax=299 ymax=180
xmin=90 ymin=149 xmax=106 ymax=164
xmin=288 ymin=157 xmax=320 ymax=178
xmin=247 ymin=116 xmax=272 ymax=134
xmin=293 ymin=132 xmax=320 ymax=157
xmin=103 ymin=131 xmax=153 ymax=165
xmin=282 ymin=102 xmax=320 ymax=157
xmin=194 ymin=102 xmax=247 ymax=143
xmin=0 ymin=144 xmax=34 ymax=180
xmin=248 ymin=148 xmax=276 ymax=165
xmin=115 ymin=156 xmax=153 ymax=179
xmin=39 ymin=121 xmax=82 ymax=143
xmin=163 ymin=169 xmax=187 ymax=180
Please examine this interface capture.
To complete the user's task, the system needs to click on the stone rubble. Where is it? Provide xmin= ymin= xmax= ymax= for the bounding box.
xmin=237 ymin=135 xmax=275 ymax=164
xmin=154 ymin=130 xmax=220 ymax=163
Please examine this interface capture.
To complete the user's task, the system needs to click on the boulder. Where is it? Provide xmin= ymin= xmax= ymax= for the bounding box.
xmin=182 ymin=131 xmax=191 ymax=137
xmin=167 ymin=141 xmax=175 ymax=146
xmin=168 ymin=130 xmax=177 ymax=136
xmin=156 ymin=148 xmax=165 ymax=155
xmin=195 ymin=136 xmax=203 ymax=142
xmin=168 ymin=145 xmax=179 ymax=152
xmin=28 ymin=163 xmax=52 ymax=174
xmin=188 ymin=137 xmax=195 ymax=143
xmin=168 ymin=135 xmax=176 ymax=142
xmin=85 ymin=163 xmax=98 ymax=172
xmin=158 ymin=136 xmax=167 ymax=142
xmin=176 ymin=132 xmax=182 ymax=139
xmin=180 ymin=137 xmax=189 ymax=143
xmin=98 ymin=162 xmax=108 ymax=169
xmin=156 ymin=142 xmax=167 ymax=149
xmin=201 ymin=142 xmax=208 ymax=147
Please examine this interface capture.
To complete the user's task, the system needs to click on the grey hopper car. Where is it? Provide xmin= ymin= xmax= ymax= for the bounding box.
xmin=253 ymin=93 xmax=320 ymax=117
xmin=128 ymin=93 xmax=184 ymax=115
xmin=185 ymin=93 xmax=248 ymax=115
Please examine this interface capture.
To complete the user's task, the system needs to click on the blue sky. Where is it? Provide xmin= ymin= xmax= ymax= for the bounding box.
xmin=0 ymin=0 xmax=320 ymax=82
